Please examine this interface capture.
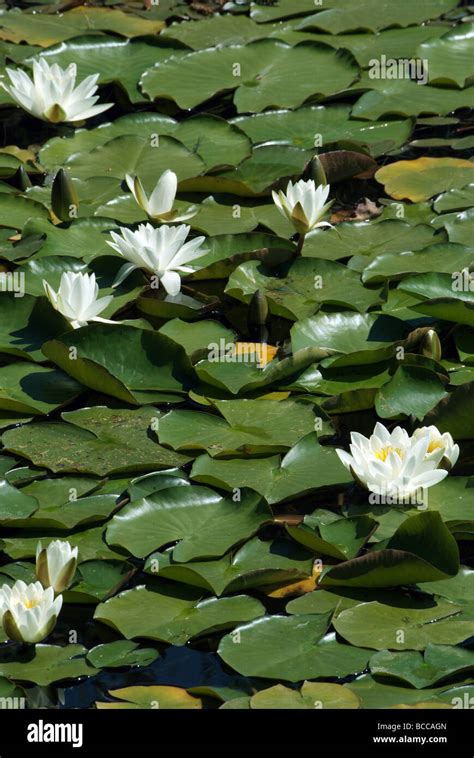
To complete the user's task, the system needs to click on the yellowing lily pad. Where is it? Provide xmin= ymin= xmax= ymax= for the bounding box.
xmin=376 ymin=158 xmax=474 ymax=202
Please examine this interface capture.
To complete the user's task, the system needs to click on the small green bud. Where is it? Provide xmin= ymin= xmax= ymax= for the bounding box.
xmin=51 ymin=168 xmax=79 ymax=222
xmin=420 ymin=329 xmax=442 ymax=362
xmin=13 ymin=165 xmax=32 ymax=191
xmin=247 ymin=290 xmax=268 ymax=330
xmin=310 ymin=155 xmax=328 ymax=187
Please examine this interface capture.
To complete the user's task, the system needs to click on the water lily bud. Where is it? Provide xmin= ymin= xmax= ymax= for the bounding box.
xmin=51 ymin=169 xmax=79 ymax=222
xmin=247 ymin=290 xmax=268 ymax=329
xmin=0 ymin=580 xmax=62 ymax=644
xmin=310 ymin=155 xmax=328 ymax=187
xmin=125 ymin=170 xmax=196 ymax=223
xmin=420 ymin=329 xmax=442 ymax=362
xmin=12 ymin=165 xmax=32 ymax=191
xmin=36 ymin=540 xmax=78 ymax=593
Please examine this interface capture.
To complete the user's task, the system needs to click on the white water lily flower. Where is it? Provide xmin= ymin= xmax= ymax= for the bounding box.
xmin=43 ymin=271 xmax=115 ymax=330
xmin=272 ymin=179 xmax=333 ymax=234
xmin=107 ymin=223 xmax=206 ymax=295
xmin=412 ymin=425 xmax=459 ymax=471
xmin=336 ymin=422 xmax=448 ymax=502
xmin=36 ymin=540 xmax=78 ymax=594
xmin=125 ymin=170 xmax=196 ymax=222
xmin=1 ymin=58 xmax=113 ymax=123
xmin=0 ymin=581 xmax=62 ymax=644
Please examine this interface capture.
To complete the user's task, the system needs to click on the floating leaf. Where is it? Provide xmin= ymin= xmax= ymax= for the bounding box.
xmin=369 ymin=645 xmax=474 ymax=689
xmin=87 ymin=641 xmax=159 ymax=670
xmin=249 ymin=681 xmax=360 ymax=709
xmin=141 ymin=40 xmax=357 ymax=113
xmin=97 ymin=685 xmax=201 ymax=709
xmin=42 ymin=324 xmax=194 ymax=405
xmin=334 ymin=598 xmax=473 ymax=650
xmin=0 ymin=7 xmax=164 ymax=46
xmin=0 ymin=645 xmax=97 ymax=686
xmin=95 ymin=583 xmax=265 ymax=644
xmin=106 ymin=485 xmax=271 ymax=561
xmin=226 ymin=258 xmax=382 ymax=320
xmin=144 ymin=537 xmax=314 ymax=596
xmin=3 ymin=407 xmax=189 ymax=476
xmin=376 ymin=158 xmax=474 ymax=202
xmin=158 ymin=399 xmax=317 ymax=457
xmin=320 ymin=511 xmax=459 ymax=588
xmin=218 ymin=617 xmax=369 ymax=681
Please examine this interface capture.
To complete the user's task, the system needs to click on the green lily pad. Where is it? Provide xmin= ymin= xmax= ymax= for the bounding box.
xmin=320 ymin=511 xmax=459 ymax=588
xmin=94 ymin=582 xmax=265 ymax=644
xmin=307 ymin=25 xmax=447 ymax=69
xmin=295 ymin=0 xmax=458 ymax=34
xmin=191 ymin=454 xmax=279 ymax=496
xmin=369 ymin=645 xmax=474 ymax=689
xmin=0 ymin=478 xmax=38 ymax=522
xmin=353 ymin=80 xmax=474 ymax=120
xmin=87 ymin=641 xmax=159 ymax=669
xmin=66 ymin=560 xmax=133 ymax=603
xmin=140 ymin=40 xmax=357 ymax=113
xmin=422 ymin=383 xmax=474 ymax=439
xmin=361 ymin=243 xmax=473 ymax=285
xmin=181 ymin=143 xmax=315 ymax=197
xmin=40 ymin=111 xmax=251 ymax=173
xmin=42 ymin=324 xmax=194 ymax=405
xmin=375 ymin=365 xmax=448 ymax=420
xmin=345 ymin=674 xmax=460 ymax=708
xmin=106 ymin=485 xmax=271 ymax=561
xmin=419 ymin=566 xmax=474 ymax=604
xmin=302 ymin=220 xmax=439 ymax=263
xmin=218 ymin=617 xmax=370 ymax=681
xmin=432 ymin=208 xmax=474 ymax=246
xmin=2 ymin=407 xmax=189 ymax=476
xmin=334 ymin=598 xmax=473 ymax=650
xmin=434 ymin=184 xmax=474 ymax=213
xmin=0 ymin=645 xmax=97 ymax=686
xmin=144 ymin=537 xmax=314 ymax=596
xmin=158 ymin=399 xmax=317 ymax=457
xmin=417 ymin=24 xmax=474 ymax=88
xmin=232 ymin=106 xmax=412 ymax=154
xmin=0 ymin=362 xmax=83 ymax=415
xmin=0 ymin=295 xmax=70 ymax=361
xmin=288 ymin=511 xmax=377 ymax=560
xmin=191 ymin=433 xmax=351 ymax=505
xmin=0 ymin=7 xmax=164 ymax=45
xmin=64 ymin=134 xmax=205 ymax=186
xmin=226 ymin=258 xmax=382 ymax=320
xmin=249 ymin=681 xmax=360 ymax=709
xmin=18 ymin=217 xmax=118 ymax=262
xmin=2 ymin=525 xmax=125 ymax=563
xmin=0 ymin=192 xmax=49 ymax=230
xmin=291 ymin=312 xmax=406 ymax=365
xmin=159 ymin=319 xmax=236 ymax=358
xmin=12 ymin=493 xmax=119 ymax=531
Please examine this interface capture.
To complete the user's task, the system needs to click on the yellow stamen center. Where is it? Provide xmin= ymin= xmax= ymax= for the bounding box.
xmin=427 ymin=440 xmax=443 ymax=454
xmin=23 ymin=598 xmax=39 ymax=609
xmin=374 ymin=446 xmax=402 ymax=462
